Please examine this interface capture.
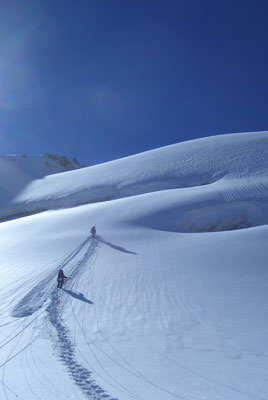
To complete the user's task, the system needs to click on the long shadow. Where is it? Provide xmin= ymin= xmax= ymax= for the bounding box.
xmin=97 ymin=236 xmax=137 ymax=255
xmin=63 ymin=289 xmax=93 ymax=304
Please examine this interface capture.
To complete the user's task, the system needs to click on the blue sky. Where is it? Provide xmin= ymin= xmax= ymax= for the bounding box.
xmin=0 ymin=0 xmax=267 ymax=165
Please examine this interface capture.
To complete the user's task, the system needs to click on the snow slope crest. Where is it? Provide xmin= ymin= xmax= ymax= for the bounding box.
xmin=0 ymin=153 xmax=86 ymax=209
xmin=1 ymin=132 xmax=268 ymax=232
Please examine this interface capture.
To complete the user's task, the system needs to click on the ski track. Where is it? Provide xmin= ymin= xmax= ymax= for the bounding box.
xmin=46 ymin=237 xmax=117 ymax=400
xmin=68 ymin=289 xmax=143 ymax=400
xmin=87 ymin=257 xmax=190 ymax=400
xmin=2 ymin=234 xmax=266 ymax=400
xmin=11 ymin=236 xmax=94 ymax=319
xmin=4 ymin=236 xmax=117 ymax=399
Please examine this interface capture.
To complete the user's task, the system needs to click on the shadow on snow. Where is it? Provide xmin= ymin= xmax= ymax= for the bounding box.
xmin=62 ymin=289 xmax=93 ymax=304
xmin=97 ymin=236 xmax=137 ymax=255
xmin=11 ymin=235 xmax=93 ymax=318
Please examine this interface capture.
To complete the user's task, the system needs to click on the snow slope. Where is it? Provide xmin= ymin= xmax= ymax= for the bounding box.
xmin=0 ymin=132 xmax=268 ymax=400
xmin=0 ymin=153 xmax=85 ymax=210
xmin=2 ymin=131 xmax=268 ymax=222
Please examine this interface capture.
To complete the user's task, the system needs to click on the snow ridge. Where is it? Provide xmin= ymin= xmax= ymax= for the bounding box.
xmin=2 ymin=132 xmax=268 ymax=222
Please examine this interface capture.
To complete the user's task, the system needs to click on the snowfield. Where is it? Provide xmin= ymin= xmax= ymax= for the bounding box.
xmin=2 ymin=131 xmax=268 ymax=222
xmin=0 ymin=153 xmax=85 ymax=211
xmin=0 ymin=132 xmax=268 ymax=400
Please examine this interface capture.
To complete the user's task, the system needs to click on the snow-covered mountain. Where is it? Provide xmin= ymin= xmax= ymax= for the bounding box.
xmin=2 ymin=132 xmax=268 ymax=228
xmin=0 ymin=153 xmax=86 ymax=210
xmin=0 ymin=132 xmax=268 ymax=400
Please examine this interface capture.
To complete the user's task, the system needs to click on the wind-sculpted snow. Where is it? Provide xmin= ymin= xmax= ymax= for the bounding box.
xmin=178 ymin=201 xmax=268 ymax=232
xmin=1 ymin=132 xmax=268 ymax=221
xmin=119 ymin=172 xmax=268 ymax=233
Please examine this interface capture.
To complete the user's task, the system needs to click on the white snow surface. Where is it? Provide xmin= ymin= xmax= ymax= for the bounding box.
xmin=2 ymin=131 xmax=268 ymax=221
xmin=0 ymin=153 xmax=85 ymax=211
xmin=0 ymin=132 xmax=268 ymax=400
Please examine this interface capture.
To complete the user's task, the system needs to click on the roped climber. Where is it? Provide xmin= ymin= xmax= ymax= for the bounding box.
xmin=57 ymin=269 xmax=68 ymax=288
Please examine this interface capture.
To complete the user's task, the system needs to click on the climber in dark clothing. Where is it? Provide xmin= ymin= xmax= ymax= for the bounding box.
xmin=90 ymin=226 xmax=96 ymax=238
xmin=57 ymin=269 xmax=67 ymax=288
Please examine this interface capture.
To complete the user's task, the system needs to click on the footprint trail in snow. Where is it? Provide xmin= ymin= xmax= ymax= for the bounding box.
xmin=46 ymin=238 xmax=116 ymax=400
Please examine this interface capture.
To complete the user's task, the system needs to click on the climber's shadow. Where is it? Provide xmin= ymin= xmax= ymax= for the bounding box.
xmin=63 ymin=289 xmax=93 ymax=304
xmin=97 ymin=236 xmax=137 ymax=255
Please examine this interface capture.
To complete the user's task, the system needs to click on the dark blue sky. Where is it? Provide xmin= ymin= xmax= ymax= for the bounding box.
xmin=0 ymin=0 xmax=267 ymax=165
